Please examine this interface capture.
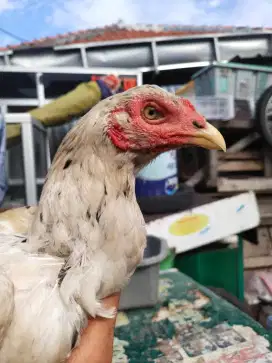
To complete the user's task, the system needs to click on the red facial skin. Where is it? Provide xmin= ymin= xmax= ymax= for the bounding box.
xmin=107 ymin=94 xmax=206 ymax=152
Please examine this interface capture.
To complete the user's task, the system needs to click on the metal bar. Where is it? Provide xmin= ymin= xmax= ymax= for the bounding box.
xmin=53 ymin=31 xmax=272 ymax=51
xmin=2 ymin=59 xmax=272 ymax=75
xmin=5 ymin=150 xmax=10 ymax=186
xmin=269 ymin=34 xmax=272 ymax=56
xmin=0 ymin=50 xmax=13 ymax=56
xmin=192 ymin=61 xmax=272 ymax=80
xmin=0 ymin=99 xmax=39 ymax=107
xmin=8 ymin=177 xmax=45 ymax=186
xmin=3 ymin=54 xmax=10 ymax=65
xmin=157 ymin=61 xmax=211 ymax=72
xmin=0 ymin=99 xmax=54 ymax=107
xmin=151 ymin=41 xmax=159 ymax=74
xmin=5 ymin=113 xmax=37 ymax=123
xmin=1 ymin=106 xmax=7 ymax=117
xmin=213 ymin=37 xmax=220 ymax=61
xmin=21 ymin=117 xmax=37 ymax=205
xmin=0 ymin=65 xmax=141 ymax=75
xmin=210 ymin=62 xmax=272 ymax=72
xmin=45 ymin=131 xmax=51 ymax=170
xmin=136 ymin=72 xmax=143 ymax=86
xmin=5 ymin=112 xmax=47 ymax=203
xmin=35 ymin=72 xmax=45 ymax=105
xmin=35 ymin=72 xmax=52 ymax=168
xmin=1 ymin=106 xmax=9 ymax=184
xmin=5 ymin=113 xmax=46 ymax=133
xmin=80 ymin=47 xmax=88 ymax=68
xmin=34 ymin=74 xmax=51 ymax=170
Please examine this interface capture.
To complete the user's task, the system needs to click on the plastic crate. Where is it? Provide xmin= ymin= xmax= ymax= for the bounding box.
xmin=174 ymin=236 xmax=244 ymax=301
xmin=185 ymin=95 xmax=235 ymax=121
xmin=194 ymin=66 xmax=235 ymax=97
xmin=119 ymin=236 xmax=169 ymax=310
xmin=256 ymin=72 xmax=272 ymax=101
xmin=192 ymin=62 xmax=272 ymax=104
xmin=160 ymin=249 xmax=175 ymax=270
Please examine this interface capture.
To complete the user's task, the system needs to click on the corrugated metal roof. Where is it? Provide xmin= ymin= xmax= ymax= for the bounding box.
xmin=0 ymin=23 xmax=270 ymax=52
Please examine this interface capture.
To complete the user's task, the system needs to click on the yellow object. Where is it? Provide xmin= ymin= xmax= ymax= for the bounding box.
xmin=175 ymin=80 xmax=195 ymax=96
xmin=6 ymin=81 xmax=102 ymax=147
xmin=169 ymin=214 xmax=209 ymax=236
xmin=6 ymin=124 xmax=21 ymax=148
xmin=6 ymin=124 xmax=21 ymax=140
xmin=30 ymin=81 xmax=102 ymax=127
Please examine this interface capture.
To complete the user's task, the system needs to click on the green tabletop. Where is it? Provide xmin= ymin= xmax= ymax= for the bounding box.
xmin=113 ymin=269 xmax=272 ymax=362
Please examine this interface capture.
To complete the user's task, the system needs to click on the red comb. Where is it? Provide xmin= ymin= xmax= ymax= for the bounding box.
xmin=180 ymin=98 xmax=196 ymax=111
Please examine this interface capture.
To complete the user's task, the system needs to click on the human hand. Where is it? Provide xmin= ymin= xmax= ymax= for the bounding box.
xmin=67 ymin=293 xmax=120 ymax=363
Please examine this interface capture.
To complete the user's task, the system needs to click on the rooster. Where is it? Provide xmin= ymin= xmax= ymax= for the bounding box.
xmin=0 ymin=85 xmax=225 ymax=363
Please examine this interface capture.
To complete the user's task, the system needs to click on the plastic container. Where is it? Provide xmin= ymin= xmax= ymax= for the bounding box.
xmin=256 ymin=72 xmax=272 ymax=101
xmin=187 ymin=95 xmax=235 ymax=120
xmin=160 ymin=248 xmax=176 ymax=270
xmin=194 ymin=65 xmax=235 ymax=97
xmin=174 ymin=236 xmax=244 ymax=301
xmin=192 ymin=62 xmax=272 ymax=115
xmin=235 ymin=69 xmax=256 ymax=100
xmin=119 ymin=236 xmax=169 ymax=310
xmin=135 ymin=150 xmax=178 ymax=197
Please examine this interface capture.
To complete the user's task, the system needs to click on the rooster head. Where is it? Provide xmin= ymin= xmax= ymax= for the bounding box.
xmin=105 ymin=85 xmax=226 ymax=153
xmin=31 ymin=85 xmax=226 ymax=249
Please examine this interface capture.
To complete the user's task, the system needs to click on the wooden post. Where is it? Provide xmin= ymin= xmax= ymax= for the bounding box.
xmin=227 ymin=132 xmax=260 ymax=153
xmin=263 ymin=147 xmax=272 ymax=177
xmin=208 ymin=150 xmax=218 ymax=188
xmin=207 ymin=121 xmax=219 ymax=188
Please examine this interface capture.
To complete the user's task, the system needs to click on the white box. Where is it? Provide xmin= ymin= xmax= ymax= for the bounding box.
xmin=146 ymin=191 xmax=260 ymax=254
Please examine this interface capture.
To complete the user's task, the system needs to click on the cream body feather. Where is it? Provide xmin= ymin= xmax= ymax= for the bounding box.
xmin=0 ymin=85 xmax=223 ymax=362
xmin=0 ymin=87 xmax=150 ymax=363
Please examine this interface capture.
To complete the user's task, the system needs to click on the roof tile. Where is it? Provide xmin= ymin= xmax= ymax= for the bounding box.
xmin=0 ymin=24 xmax=270 ymax=51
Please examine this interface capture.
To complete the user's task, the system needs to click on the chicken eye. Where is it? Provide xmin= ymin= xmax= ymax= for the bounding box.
xmin=143 ymin=106 xmax=163 ymax=120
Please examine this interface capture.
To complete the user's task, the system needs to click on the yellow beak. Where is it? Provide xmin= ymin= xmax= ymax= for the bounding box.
xmin=189 ymin=121 xmax=226 ymax=152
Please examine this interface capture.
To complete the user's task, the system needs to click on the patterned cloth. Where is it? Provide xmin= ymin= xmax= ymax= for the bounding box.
xmin=97 ymin=79 xmax=114 ymax=100
xmin=99 ymin=74 xmax=121 ymax=94
xmin=113 ymin=270 xmax=272 ymax=363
